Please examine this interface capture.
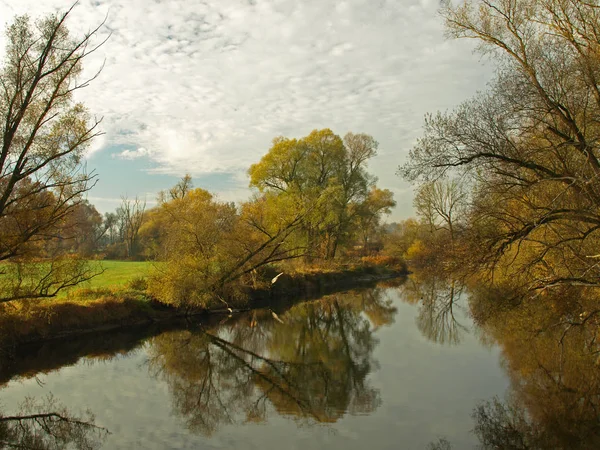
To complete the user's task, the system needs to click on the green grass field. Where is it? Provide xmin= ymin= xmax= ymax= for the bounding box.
xmin=72 ymin=260 xmax=154 ymax=291
xmin=1 ymin=260 xmax=156 ymax=298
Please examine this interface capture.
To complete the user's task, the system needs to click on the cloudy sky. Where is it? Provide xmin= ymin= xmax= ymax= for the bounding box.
xmin=0 ymin=0 xmax=492 ymax=219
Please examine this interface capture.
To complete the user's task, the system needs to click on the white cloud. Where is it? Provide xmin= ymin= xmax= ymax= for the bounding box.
xmin=115 ymin=147 xmax=152 ymax=160
xmin=0 ymin=0 xmax=493 ymax=217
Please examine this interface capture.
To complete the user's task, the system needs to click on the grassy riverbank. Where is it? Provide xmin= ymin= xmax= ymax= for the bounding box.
xmin=0 ymin=259 xmax=407 ymax=352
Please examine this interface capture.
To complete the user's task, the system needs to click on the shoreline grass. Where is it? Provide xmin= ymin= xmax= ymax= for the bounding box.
xmin=0 ymin=260 xmax=407 ymax=352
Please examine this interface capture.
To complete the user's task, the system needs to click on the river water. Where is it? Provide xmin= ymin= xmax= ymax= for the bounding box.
xmin=2 ymin=276 xmax=583 ymax=449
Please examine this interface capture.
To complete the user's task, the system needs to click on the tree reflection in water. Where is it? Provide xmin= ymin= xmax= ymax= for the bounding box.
xmin=470 ymin=284 xmax=600 ymax=449
xmin=146 ymin=287 xmax=397 ymax=436
xmin=400 ymin=268 xmax=469 ymax=345
xmin=0 ymin=394 xmax=108 ymax=449
xmin=418 ymin=267 xmax=600 ymax=449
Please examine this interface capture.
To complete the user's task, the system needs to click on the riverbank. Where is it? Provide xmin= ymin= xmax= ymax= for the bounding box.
xmin=0 ymin=263 xmax=407 ymax=353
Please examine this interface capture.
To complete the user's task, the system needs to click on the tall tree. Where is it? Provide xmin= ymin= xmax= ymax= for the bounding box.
xmin=147 ymin=186 xmax=305 ymax=308
xmin=250 ymin=129 xmax=390 ymax=260
xmin=48 ymin=200 xmax=104 ymax=257
xmin=401 ymin=0 xmax=600 ymax=290
xmin=356 ymin=187 xmax=396 ymax=254
xmin=0 ymin=6 xmax=106 ymax=302
xmin=413 ymin=179 xmax=467 ymax=240
xmin=118 ymin=196 xmax=146 ymax=259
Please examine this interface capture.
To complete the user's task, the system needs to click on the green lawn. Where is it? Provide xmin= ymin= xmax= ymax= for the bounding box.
xmin=74 ymin=260 xmax=155 ymax=291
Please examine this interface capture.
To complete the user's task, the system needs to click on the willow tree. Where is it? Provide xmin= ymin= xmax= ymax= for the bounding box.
xmin=0 ymin=7 xmax=105 ymax=302
xmin=401 ymin=0 xmax=600 ymax=290
xmin=249 ymin=129 xmax=390 ymax=260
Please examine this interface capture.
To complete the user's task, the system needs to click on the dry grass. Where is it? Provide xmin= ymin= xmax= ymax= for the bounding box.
xmin=359 ymin=255 xmax=408 ymax=272
xmin=0 ymin=289 xmax=158 ymax=351
xmin=279 ymin=255 xmax=407 ymax=275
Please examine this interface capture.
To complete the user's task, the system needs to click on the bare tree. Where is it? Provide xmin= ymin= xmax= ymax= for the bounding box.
xmin=169 ymin=173 xmax=193 ymax=200
xmin=0 ymin=395 xmax=109 ymax=449
xmin=414 ymin=179 xmax=468 ymax=240
xmin=401 ymin=0 xmax=600 ymax=290
xmin=118 ymin=196 xmax=146 ymax=259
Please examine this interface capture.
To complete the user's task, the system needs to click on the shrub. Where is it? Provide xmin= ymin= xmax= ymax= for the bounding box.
xmin=127 ymin=276 xmax=148 ymax=291
xmin=360 ymin=255 xmax=407 ymax=272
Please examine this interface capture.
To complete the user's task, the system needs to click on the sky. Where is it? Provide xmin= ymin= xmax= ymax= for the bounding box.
xmin=0 ymin=0 xmax=493 ymax=220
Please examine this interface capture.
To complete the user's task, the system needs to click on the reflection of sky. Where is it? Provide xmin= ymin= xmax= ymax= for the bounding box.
xmin=0 ymin=288 xmax=508 ymax=449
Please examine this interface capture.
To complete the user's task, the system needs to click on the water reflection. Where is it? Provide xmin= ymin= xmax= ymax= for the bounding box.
xmin=5 ymin=275 xmax=599 ymax=448
xmin=470 ymin=284 xmax=600 ymax=449
xmin=0 ymin=394 xmax=108 ymax=449
xmin=147 ymin=287 xmax=397 ymax=435
xmin=400 ymin=269 xmax=468 ymax=345
xmin=408 ymin=263 xmax=600 ymax=449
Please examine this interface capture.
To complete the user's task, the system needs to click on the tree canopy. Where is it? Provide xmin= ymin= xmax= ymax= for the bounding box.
xmin=250 ymin=128 xmax=394 ymax=260
xmin=0 ymin=6 xmax=106 ymax=302
xmin=401 ymin=0 xmax=600 ymax=291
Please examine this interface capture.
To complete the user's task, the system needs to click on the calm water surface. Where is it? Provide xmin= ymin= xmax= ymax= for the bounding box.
xmin=0 ymin=278 xmax=521 ymax=449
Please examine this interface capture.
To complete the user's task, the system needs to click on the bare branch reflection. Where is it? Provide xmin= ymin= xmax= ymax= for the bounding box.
xmin=401 ymin=268 xmax=469 ymax=345
xmin=0 ymin=394 xmax=108 ymax=449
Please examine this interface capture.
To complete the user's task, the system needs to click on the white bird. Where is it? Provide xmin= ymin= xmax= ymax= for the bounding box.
xmin=270 ymin=309 xmax=284 ymax=324
xmin=271 ymin=272 xmax=284 ymax=284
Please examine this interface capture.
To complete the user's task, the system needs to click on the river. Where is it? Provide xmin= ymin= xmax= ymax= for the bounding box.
xmin=2 ymin=274 xmax=596 ymax=449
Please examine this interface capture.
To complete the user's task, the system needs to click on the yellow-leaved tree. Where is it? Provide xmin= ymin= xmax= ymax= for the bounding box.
xmin=249 ymin=129 xmax=393 ymax=261
xmin=147 ymin=185 xmax=305 ymax=309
